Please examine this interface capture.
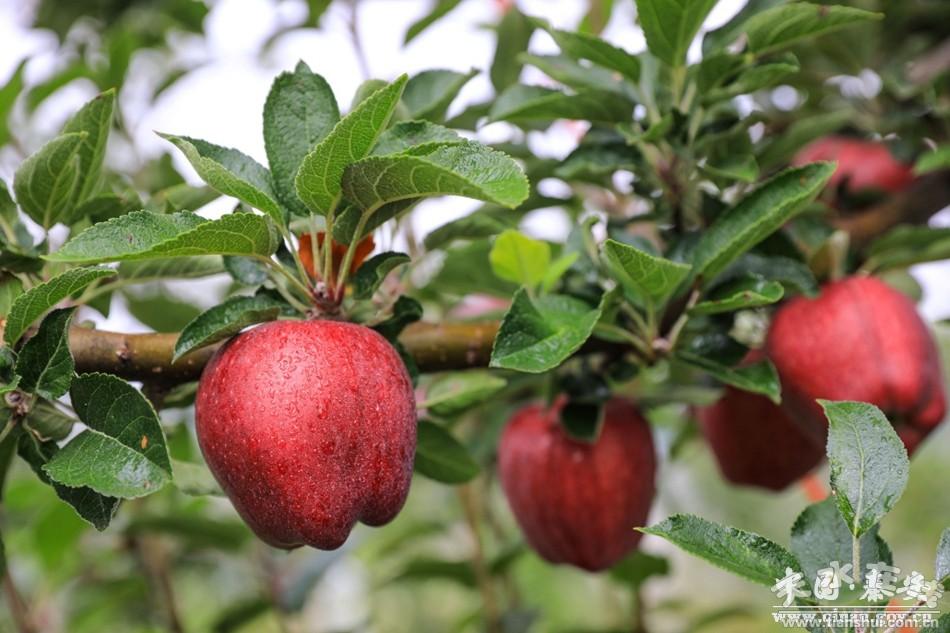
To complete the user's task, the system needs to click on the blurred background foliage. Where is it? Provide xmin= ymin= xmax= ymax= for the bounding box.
xmin=0 ymin=0 xmax=948 ymax=632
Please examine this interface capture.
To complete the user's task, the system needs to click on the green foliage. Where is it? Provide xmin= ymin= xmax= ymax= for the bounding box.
xmin=742 ymin=4 xmax=882 ymax=55
xmin=4 ymin=266 xmax=113 ymax=346
xmin=352 ymin=252 xmax=410 ymax=299
xmin=45 ymin=373 xmax=172 ymax=499
xmin=676 ymin=352 xmax=781 ymax=403
xmin=13 ymin=307 xmax=76 ymax=399
xmin=491 ymin=85 xmax=635 ymax=124
xmin=790 ymin=498 xmax=891 ymax=589
xmin=491 ymin=289 xmax=601 ymax=373
xmin=422 ymin=371 xmax=507 ymax=417
xmin=46 ymin=211 xmax=280 ymax=264
xmin=296 ymin=76 xmax=408 ymax=215
xmin=173 ymin=295 xmax=287 ymax=361
xmin=641 ymin=514 xmax=798 ymax=586
xmin=414 ymin=420 xmax=480 ymax=484
xmin=159 ymin=134 xmax=285 ymax=227
xmin=603 ymin=238 xmax=690 ymax=307
xmin=263 ymin=61 xmax=340 ymax=217
xmin=13 ymin=132 xmax=86 ymax=228
xmin=822 ymin=400 xmax=909 ymax=538
xmin=691 ymin=163 xmax=835 ymax=280
xmin=342 ymin=141 xmax=530 ymax=211
xmin=635 ymin=0 xmax=718 ymax=66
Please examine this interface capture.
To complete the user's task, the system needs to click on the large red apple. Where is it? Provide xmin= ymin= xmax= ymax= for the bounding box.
xmin=699 ymin=386 xmax=825 ymax=491
xmin=498 ymin=398 xmax=656 ymax=572
xmin=792 ymin=136 xmax=914 ymax=198
xmin=195 ymin=320 xmax=416 ymax=549
xmin=766 ymin=276 xmax=946 ymax=454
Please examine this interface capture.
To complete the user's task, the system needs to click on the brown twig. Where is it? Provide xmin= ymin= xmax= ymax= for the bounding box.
xmin=69 ymin=321 xmax=501 ymax=384
xmin=2 ymin=567 xmax=37 ymax=633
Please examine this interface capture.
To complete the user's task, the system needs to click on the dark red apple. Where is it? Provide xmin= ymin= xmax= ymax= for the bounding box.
xmin=498 ymin=398 xmax=656 ymax=572
xmin=766 ymin=276 xmax=946 ymax=454
xmin=699 ymin=386 xmax=825 ymax=491
xmin=195 ymin=320 xmax=416 ymax=549
xmin=792 ymin=136 xmax=914 ymax=198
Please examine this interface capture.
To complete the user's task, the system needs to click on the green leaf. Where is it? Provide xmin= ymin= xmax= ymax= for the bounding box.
xmin=352 ymin=252 xmax=410 ymax=300
xmin=13 ymin=132 xmax=85 ymax=228
xmin=634 ymin=0 xmax=718 ymax=66
xmin=263 ymin=61 xmax=340 ymax=217
xmin=372 ymin=120 xmax=462 ymax=156
xmin=124 ymin=290 xmax=203 ymax=332
xmin=17 ymin=432 xmax=119 ymax=530
xmin=689 ymin=276 xmax=783 ymax=316
xmin=490 ymin=7 xmax=534 ymax=92
xmin=25 ymin=400 xmax=75 ymax=441
xmin=642 ymin=514 xmax=797 ymax=586
xmin=422 ymin=207 xmax=517 ymax=250
xmin=822 ymin=400 xmax=908 ymax=538
xmin=701 ymin=0 xmax=783 ymax=55
xmin=609 ymin=551 xmax=670 ymax=587
xmin=914 ymin=145 xmax=950 ymax=175
xmin=603 ymin=238 xmax=690 ymax=306
xmin=706 ymin=56 xmax=799 ymax=104
xmin=692 ymin=163 xmax=835 ymax=280
xmin=223 ymin=256 xmax=268 ymax=286
xmin=790 ymin=498 xmax=890 ymax=592
xmin=744 ymin=4 xmax=882 ymax=56
xmin=491 ymin=85 xmax=635 ymax=124
xmin=414 ymin=420 xmax=480 ymax=484
xmin=490 ymin=289 xmax=601 ymax=373
xmin=403 ymin=69 xmax=477 ymax=121
xmin=541 ymin=252 xmax=579 ymax=292
xmin=342 ymin=141 xmax=529 ymax=212
xmin=295 ymin=75 xmax=408 ymax=215
xmin=533 ymin=18 xmax=640 ymax=82
xmin=46 ymin=210 xmax=279 ymax=264
xmin=521 ymin=53 xmax=628 ymax=96
xmin=13 ymin=307 xmax=76 ymax=399
xmin=0 ymin=273 xmax=23 ymax=318
xmin=489 ymin=230 xmax=551 ymax=288
xmin=159 ymin=134 xmax=285 ymax=227
xmin=718 ymin=253 xmax=818 ymax=298
xmin=117 ymin=256 xmax=225 ymax=282
xmin=172 ymin=459 xmax=224 ymax=496
xmin=404 ymin=0 xmax=463 ymax=44
xmin=0 ymin=59 xmax=26 ymax=148
xmin=937 ymin=528 xmax=950 ymax=588
xmin=865 ymin=225 xmax=950 ymax=271
xmin=62 ymin=89 xmax=115 ymax=203
xmin=173 ymin=295 xmax=286 ymax=361
xmin=677 ymin=353 xmax=781 ymax=403
xmin=422 ymin=371 xmax=507 ymax=417
xmin=44 ymin=373 xmax=172 ymax=499
xmin=4 ymin=266 xmax=113 ymax=346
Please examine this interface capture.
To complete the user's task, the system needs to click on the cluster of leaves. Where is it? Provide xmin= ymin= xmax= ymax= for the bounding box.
xmin=1 ymin=0 xmax=949 ymax=630
xmin=0 ymin=56 xmax=531 ymax=539
xmin=645 ymin=401 xmax=950 ymax=631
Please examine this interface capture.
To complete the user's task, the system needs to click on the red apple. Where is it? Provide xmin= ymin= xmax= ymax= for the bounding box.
xmin=195 ymin=320 xmax=416 ymax=549
xmin=699 ymin=386 xmax=825 ymax=491
xmin=766 ymin=276 xmax=946 ymax=454
xmin=498 ymin=398 xmax=656 ymax=572
xmin=792 ymin=136 xmax=914 ymax=198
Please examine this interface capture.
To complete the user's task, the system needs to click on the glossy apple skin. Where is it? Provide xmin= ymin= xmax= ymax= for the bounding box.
xmin=699 ymin=386 xmax=825 ymax=491
xmin=195 ymin=320 xmax=416 ymax=550
xmin=498 ymin=399 xmax=656 ymax=572
xmin=792 ymin=136 xmax=914 ymax=196
xmin=766 ymin=276 xmax=946 ymax=454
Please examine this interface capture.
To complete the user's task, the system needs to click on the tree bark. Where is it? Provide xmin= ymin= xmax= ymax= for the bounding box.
xmin=69 ymin=321 xmax=500 ymax=384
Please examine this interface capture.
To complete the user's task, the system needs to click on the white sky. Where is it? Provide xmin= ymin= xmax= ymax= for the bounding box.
xmin=0 ymin=0 xmax=947 ymax=322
